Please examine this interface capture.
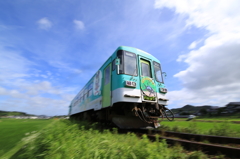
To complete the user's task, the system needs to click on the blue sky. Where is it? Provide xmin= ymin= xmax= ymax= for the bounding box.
xmin=1 ymin=0 xmax=240 ymax=116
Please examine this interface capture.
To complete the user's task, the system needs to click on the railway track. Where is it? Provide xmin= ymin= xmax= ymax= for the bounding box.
xmin=118 ymin=129 xmax=240 ymax=158
xmin=142 ymin=129 xmax=240 ymax=145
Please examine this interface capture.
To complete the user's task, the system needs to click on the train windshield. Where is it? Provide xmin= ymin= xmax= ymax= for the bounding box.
xmin=124 ymin=52 xmax=137 ymax=76
xmin=154 ymin=62 xmax=164 ymax=83
xmin=117 ymin=50 xmax=137 ymax=76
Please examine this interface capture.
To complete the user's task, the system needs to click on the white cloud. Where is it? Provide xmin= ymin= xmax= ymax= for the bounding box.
xmin=0 ymin=80 xmax=77 ymax=115
xmin=24 ymin=81 xmax=58 ymax=95
xmin=0 ymin=46 xmax=77 ymax=115
xmin=176 ymin=54 xmax=188 ymax=62
xmin=40 ymin=74 xmax=48 ymax=78
xmin=0 ymin=47 xmax=33 ymax=83
xmin=49 ymin=61 xmax=82 ymax=74
xmin=155 ymin=0 xmax=240 ymax=107
xmin=37 ymin=17 xmax=52 ymax=30
xmin=73 ymin=20 xmax=85 ymax=30
xmin=0 ymin=90 xmax=75 ymax=115
xmin=0 ymin=86 xmax=27 ymax=98
xmin=188 ymin=40 xmax=202 ymax=49
xmin=155 ymin=0 xmax=240 ymax=33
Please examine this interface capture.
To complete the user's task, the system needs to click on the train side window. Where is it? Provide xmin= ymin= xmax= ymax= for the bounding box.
xmin=83 ymin=89 xmax=87 ymax=100
xmin=88 ymin=83 xmax=93 ymax=96
xmin=87 ymin=91 xmax=89 ymax=98
xmin=153 ymin=61 xmax=164 ymax=83
xmin=112 ymin=59 xmax=116 ymax=71
xmin=105 ymin=65 xmax=110 ymax=85
xmin=88 ymin=89 xmax=92 ymax=97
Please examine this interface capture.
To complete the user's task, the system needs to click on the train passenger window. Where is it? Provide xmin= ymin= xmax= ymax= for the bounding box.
xmin=87 ymin=89 xmax=92 ymax=97
xmin=88 ymin=83 xmax=93 ymax=97
xmin=153 ymin=62 xmax=163 ymax=83
xmin=112 ymin=59 xmax=116 ymax=71
xmin=141 ymin=60 xmax=152 ymax=78
xmin=124 ymin=52 xmax=137 ymax=76
xmin=80 ymin=92 xmax=82 ymax=99
xmin=83 ymin=89 xmax=87 ymax=100
xmin=89 ymin=89 xmax=92 ymax=97
xmin=105 ymin=65 xmax=110 ymax=85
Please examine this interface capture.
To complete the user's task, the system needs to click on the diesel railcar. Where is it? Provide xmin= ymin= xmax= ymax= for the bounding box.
xmin=69 ymin=46 xmax=169 ymax=128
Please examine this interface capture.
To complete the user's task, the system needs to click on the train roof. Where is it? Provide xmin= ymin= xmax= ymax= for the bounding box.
xmin=115 ymin=46 xmax=160 ymax=63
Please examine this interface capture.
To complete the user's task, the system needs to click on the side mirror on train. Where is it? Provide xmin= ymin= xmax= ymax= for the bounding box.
xmin=115 ymin=58 xmax=120 ymax=74
xmin=115 ymin=58 xmax=120 ymax=65
xmin=162 ymin=72 xmax=167 ymax=78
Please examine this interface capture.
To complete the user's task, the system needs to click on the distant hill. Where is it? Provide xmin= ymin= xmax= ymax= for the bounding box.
xmin=0 ymin=110 xmax=34 ymax=117
xmin=171 ymin=105 xmax=215 ymax=115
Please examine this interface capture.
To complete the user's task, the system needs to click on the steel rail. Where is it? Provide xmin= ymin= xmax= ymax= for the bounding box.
xmin=160 ymin=131 xmax=240 ymax=145
xmin=128 ymin=129 xmax=240 ymax=145
xmin=145 ymin=134 xmax=240 ymax=158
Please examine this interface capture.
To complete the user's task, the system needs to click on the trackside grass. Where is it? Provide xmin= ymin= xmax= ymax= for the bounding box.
xmin=15 ymin=120 xmax=212 ymax=159
xmin=160 ymin=120 xmax=240 ymax=137
xmin=0 ymin=118 xmax=52 ymax=157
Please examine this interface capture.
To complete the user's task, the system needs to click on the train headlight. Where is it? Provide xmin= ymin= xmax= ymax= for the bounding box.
xmin=125 ymin=81 xmax=136 ymax=87
xmin=160 ymin=88 xmax=167 ymax=93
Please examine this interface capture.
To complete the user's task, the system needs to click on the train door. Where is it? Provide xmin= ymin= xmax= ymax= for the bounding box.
xmin=102 ymin=63 xmax=111 ymax=107
xmin=139 ymin=57 xmax=157 ymax=102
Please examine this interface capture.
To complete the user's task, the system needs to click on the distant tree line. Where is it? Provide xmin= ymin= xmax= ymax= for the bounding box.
xmin=0 ymin=110 xmax=34 ymax=117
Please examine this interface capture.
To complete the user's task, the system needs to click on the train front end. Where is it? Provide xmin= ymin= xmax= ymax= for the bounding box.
xmin=111 ymin=46 xmax=169 ymax=129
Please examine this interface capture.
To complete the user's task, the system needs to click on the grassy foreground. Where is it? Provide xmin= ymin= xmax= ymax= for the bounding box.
xmin=0 ymin=118 xmax=52 ymax=157
xmin=13 ymin=120 xmax=211 ymax=159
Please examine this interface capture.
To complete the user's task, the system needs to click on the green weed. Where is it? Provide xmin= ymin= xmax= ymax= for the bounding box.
xmin=160 ymin=120 xmax=240 ymax=137
xmin=208 ymin=121 xmax=233 ymax=137
xmin=16 ymin=120 xmax=208 ymax=159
